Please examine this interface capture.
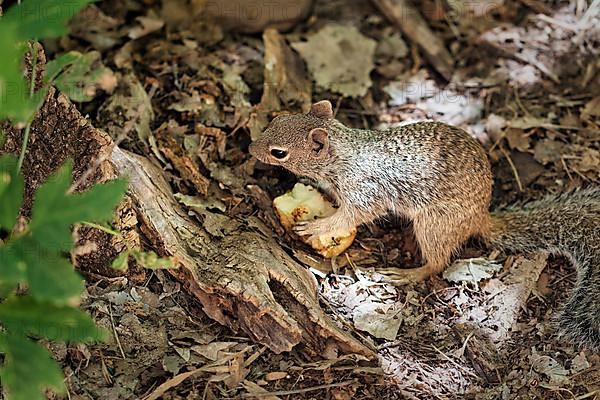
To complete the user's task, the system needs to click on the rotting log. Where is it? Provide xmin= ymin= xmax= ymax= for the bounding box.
xmin=1 ymin=86 xmax=376 ymax=359
xmin=112 ymin=147 xmax=375 ymax=357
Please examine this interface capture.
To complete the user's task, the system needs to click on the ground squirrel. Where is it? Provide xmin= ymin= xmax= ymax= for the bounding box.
xmin=249 ymin=100 xmax=600 ymax=351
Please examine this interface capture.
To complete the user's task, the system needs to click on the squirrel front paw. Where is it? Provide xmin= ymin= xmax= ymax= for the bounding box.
xmin=293 ymin=220 xmax=334 ymax=242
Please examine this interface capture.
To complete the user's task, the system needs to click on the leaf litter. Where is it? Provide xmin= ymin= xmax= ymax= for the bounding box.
xmin=40 ymin=0 xmax=600 ymax=398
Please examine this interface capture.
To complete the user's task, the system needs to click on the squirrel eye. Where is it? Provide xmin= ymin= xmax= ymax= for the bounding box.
xmin=270 ymin=149 xmax=288 ymax=160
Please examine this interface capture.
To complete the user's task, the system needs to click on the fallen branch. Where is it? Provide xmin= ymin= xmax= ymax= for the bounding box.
xmin=2 ymin=85 xmax=375 ymax=359
xmin=111 ymin=147 xmax=375 ymax=357
xmin=372 ymin=0 xmax=454 ymax=80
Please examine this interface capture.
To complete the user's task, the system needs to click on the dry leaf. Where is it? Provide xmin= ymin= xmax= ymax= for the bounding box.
xmin=443 ymin=257 xmax=503 ymax=283
xmin=505 ymin=128 xmax=530 ymax=152
xmin=191 ymin=342 xmax=238 ymax=362
xmin=531 ymin=350 xmax=570 ymax=385
xmin=292 ymin=24 xmax=376 ymax=97
xmin=533 ymin=139 xmax=564 ymax=164
xmin=129 ymin=11 xmax=165 ymax=39
xmin=582 ymin=96 xmax=600 ymax=118
xmin=353 ymin=303 xmax=403 ymax=340
xmin=265 ymin=371 xmax=288 ymax=381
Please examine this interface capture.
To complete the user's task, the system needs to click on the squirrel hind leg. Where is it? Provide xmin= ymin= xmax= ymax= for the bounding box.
xmin=412 ymin=207 xmax=487 ymax=277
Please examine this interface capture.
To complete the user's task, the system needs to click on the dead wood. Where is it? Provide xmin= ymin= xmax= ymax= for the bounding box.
xmin=2 ymin=85 xmax=375 ymax=359
xmin=111 ymin=147 xmax=375 ymax=357
xmin=372 ymin=0 xmax=454 ymax=80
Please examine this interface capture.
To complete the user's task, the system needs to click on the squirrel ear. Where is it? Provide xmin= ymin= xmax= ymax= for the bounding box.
xmin=308 ymin=128 xmax=329 ymax=158
xmin=309 ymin=100 xmax=333 ymax=119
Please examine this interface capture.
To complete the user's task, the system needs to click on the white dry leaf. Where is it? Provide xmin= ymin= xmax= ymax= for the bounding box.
xmin=353 ymin=302 xmax=403 ymax=340
xmin=570 ymin=352 xmax=591 ymax=374
xmin=384 ymin=70 xmax=483 ymax=126
xmin=495 ymin=59 xmax=541 ymax=86
xmin=530 ymin=350 xmax=570 ymax=385
xmin=485 ymin=114 xmax=507 ymax=138
xmin=452 ymin=290 xmax=473 ymax=308
xmin=105 ymin=291 xmax=135 ymax=306
xmin=292 ymin=24 xmax=376 ymax=97
xmin=384 ymin=70 xmax=437 ymax=105
xmin=443 ymin=257 xmax=503 ymax=283
xmin=420 ymin=93 xmax=483 ymax=126
xmin=339 ymin=281 xmax=371 ymax=311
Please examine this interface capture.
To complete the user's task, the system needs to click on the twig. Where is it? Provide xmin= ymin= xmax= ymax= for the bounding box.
xmin=142 ymin=355 xmax=239 ymax=400
xmin=243 ymin=346 xmax=268 ymax=368
xmin=372 ymin=0 xmax=454 ymax=80
xmin=517 ymin=0 xmax=553 ymax=15
xmin=456 ymin=331 xmax=474 ymax=358
xmin=430 ymin=345 xmax=479 ymax=379
xmin=536 ymin=14 xmax=578 ymax=32
xmin=574 ymin=390 xmax=599 ymax=400
xmin=16 ymin=44 xmax=39 ymax=173
xmin=237 ymin=380 xmax=356 ymax=398
xmin=499 ymin=145 xmax=524 ymax=192
xmin=108 ymin=304 xmax=126 ymax=359
xmin=578 ymin=0 xmax=600 ymax=29
xmin=561 ymin=156 xmax=574 ymax=182
xmin=16 ymin=123 xmax=32 ymax=174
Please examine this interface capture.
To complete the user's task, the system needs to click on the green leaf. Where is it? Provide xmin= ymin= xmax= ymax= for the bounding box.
xmin=46 ymin=51 xmax=115 ymax=102
xmin=24 ymin=241 xmax=85 ymax=302
xmin=2 ymin=0 xmax=94 ymax=41
xmin=111 ymin=250 xmax=130 ymax=271
xmin=133 ymin=250 xmax=175 ymax=270
xmin=0 ymin=22 xmax=38 ymax=123
xmin=0 ymin=238 xmax=27 ymax=287
xmin=0 ymin=235 xmax=84 ymax=303
xmin=0 ymin=333 xmax=65 ymax=400
xmin=0 ymin=154 xmax=24 ymax=231
xmin=44 ymin=51 xmax=82 ymax=83
xmin=0 ymin=296 xmax=107 ymax=342
xmin=0 ymin=0 xmax=93 ymax=123
xmin=111 ymin=249 xmax=176 ymax=271
xmin=30 ymin=162 xmax=127 ymax=252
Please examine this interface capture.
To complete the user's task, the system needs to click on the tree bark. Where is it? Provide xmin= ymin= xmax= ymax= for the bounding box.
xmin=2 ymin=87 xmax=376 ymax=359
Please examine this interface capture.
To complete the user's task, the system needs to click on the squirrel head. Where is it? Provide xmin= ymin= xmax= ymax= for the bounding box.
xmin=249 ymin=100 xmax=335 ymax=179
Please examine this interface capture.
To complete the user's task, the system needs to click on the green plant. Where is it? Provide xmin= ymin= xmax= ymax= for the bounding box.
xmin=1 ymin=0 xmax=93 ymax=124
xmin=0 ymin=1 xmax=128 ymax=399
xmin=0 ymin=157 xmax=126 ymax=400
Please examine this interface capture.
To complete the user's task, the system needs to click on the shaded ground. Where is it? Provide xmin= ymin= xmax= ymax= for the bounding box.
xmin=27 ymin=0 xmax=600 ymax=398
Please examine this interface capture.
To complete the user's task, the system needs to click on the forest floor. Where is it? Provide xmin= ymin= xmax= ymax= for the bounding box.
xmin=33 ymin=0 xmax=600 ymax=399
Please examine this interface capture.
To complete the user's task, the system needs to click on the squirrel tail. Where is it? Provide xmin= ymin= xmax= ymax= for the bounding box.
xmin=489 ymin=187 xmax=600 ymax=351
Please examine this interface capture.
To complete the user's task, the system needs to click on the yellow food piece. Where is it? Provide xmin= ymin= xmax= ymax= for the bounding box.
xmin=273 ymin=183 xmax=356 ymax=258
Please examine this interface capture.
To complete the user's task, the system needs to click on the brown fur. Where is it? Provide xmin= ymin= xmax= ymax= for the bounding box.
xmin=249 ymin=101 xmax=600 ymax=351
